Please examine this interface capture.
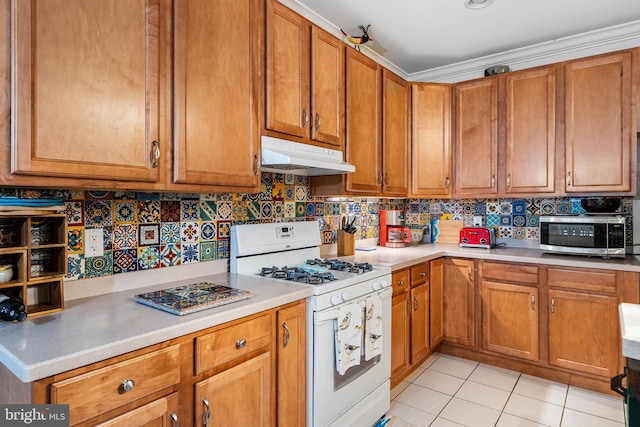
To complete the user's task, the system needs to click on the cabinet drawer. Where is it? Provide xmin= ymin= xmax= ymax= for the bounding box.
xmin=410 ymin=263 xmax=429 ymax=286
xmin=392 ymin=269 xmax=410 ymax=295
xmin=50 ymin=345 xmax=180 ymax=425
xmin=547 ymin=267 xmax=617 ymax=293
xmin=482 ymin=261 xmax=539 ymax=285
xmin=196 ymin=313 xmax=272 ymax=374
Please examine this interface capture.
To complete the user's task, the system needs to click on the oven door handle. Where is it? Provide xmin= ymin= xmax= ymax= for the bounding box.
xmin=314 ymin=288 xmax=392 ymax=325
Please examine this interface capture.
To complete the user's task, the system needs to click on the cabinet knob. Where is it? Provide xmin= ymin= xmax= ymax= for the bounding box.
xmin=398 ymin=280 xmax=405 ymax=286
xmin=420 ymin=272 xmax=426 ymax=277
xmin=120 ymin=379 xmax=135 ymax=393
xmin=236 ymin=339 xmax=247 ymax=349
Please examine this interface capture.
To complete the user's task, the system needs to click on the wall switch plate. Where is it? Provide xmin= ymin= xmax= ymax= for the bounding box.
xmin=473 ymin=216 xmax=483 ymax=227
xmin=85 ymin=228 xmax=104 ymax=257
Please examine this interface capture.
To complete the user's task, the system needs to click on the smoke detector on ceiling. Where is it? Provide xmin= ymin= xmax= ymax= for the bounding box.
xmin=465 ymin=0 xmax=495 ymax=9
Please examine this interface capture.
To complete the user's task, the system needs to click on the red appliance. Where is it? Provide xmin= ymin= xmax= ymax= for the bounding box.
xmin=459 ymin=227 xmax=495 ymax=249
xmin=380 ymin=210 xmax=411 ymax=248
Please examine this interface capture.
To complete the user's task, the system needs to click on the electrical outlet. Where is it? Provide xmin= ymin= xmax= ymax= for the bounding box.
xmin=473 ymin=216 xmax=483 ymax=227
xmin=85 ymin=228 xmax=104 ymax=257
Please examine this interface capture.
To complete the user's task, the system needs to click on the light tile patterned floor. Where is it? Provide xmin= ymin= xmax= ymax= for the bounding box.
xmin=389 ymin=353 xmax=626 ymax=427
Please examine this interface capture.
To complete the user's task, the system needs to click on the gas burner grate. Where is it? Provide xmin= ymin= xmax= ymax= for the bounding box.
xmin=259 ymin=265 xmax=336 ymax=284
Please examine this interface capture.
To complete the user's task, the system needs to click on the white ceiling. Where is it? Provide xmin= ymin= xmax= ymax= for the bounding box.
xmin=282 ymin=0 xmax=640 ymax=82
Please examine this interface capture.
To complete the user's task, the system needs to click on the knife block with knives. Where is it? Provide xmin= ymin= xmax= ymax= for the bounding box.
xmin=338 ymin=230 xmax=355 ymax=256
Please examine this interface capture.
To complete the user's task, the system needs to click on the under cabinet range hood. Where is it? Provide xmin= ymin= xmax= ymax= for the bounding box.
xmin=260 ymin=135 xmax=355 ymax=176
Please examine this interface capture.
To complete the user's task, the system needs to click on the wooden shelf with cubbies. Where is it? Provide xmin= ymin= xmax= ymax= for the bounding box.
xmin=0 ymin=214 xmax=66 ymax=317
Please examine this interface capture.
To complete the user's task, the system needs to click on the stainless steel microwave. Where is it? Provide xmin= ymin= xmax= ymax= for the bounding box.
xmin=539 ymin=216 xmax=626 ymax=258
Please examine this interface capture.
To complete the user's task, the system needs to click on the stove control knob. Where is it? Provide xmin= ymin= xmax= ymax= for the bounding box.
xmin=380 ymin=278 xmax=389 ymax=288
xmin=330 ymin=295 xmax=341 ymax=306
xmin=371 ymin=281 xmax=382 ymax=291
xmin=341 ymin=291 xmax=351 ymax=302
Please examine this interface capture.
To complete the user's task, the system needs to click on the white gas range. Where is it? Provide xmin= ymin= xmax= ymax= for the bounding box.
xmin=231 ymin=221 xmax=392 ymax=427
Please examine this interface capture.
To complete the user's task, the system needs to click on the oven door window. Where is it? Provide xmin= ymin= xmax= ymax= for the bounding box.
xmin=334 ymin=354 xmax=380 ymax=390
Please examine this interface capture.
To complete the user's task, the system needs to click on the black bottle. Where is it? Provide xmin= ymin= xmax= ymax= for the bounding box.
xmin=0 ymin=293 xmax=27 ymax=321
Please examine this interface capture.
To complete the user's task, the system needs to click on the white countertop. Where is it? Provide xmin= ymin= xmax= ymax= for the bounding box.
xmin=0 ymin=273 xmax=312 ymax=382
xmin=620 ymin=303 xmax=640 ymax=360
xmin=337 ymin=243 xmax=640 ymax=273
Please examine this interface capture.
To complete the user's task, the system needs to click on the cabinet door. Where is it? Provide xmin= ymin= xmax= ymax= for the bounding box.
xmin=443 ymin=258 xmax=475 ymax=348
xmin=548 ymin=289 xmax=619 ymax=378
xmin=195 ymin=352 xmax=272 ymax=427
xmin=276 ymin=302 xmax=306 ymax=427
xmin=382 ymin=70 xmax=410 ymax=196
xmin=266 ymin=1 xmax=310 ymax=138
xmin=11 ymin=0 xmax=161 ymax=182
xmin=410 ymin=282 xmax=430 ymax=364
xmin=95 ymin=393 xmax=179 ymax=427
xmin=505 ymin=67 xmax=556 ymax=194
xmin=345 ymin=48 xmax=382 ymax=194
xmin=310 ymin=26 xmax=343 ymax=146
xmin=173 ymin=0 xmax=260 ymax=187
xmin=481 ymin=281 xmax=538 ymax=361
xmin=564 ymin=51 xmax=634 ymax=192
xmin=391 ymin=291 xmax=410 ymax=383
xmin=411 ymin=84 xmax=452 ymax=197
xmin=430 ymin=259 xmax=444 ymax=348
xmin=454 ymin=78 xmax=498 ymax=196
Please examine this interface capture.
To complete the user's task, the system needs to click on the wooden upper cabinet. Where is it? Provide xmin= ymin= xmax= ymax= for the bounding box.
xmin=266 ymin=1 xmax=344 ymax=147
xmin=411 ymin=83 xmax=452 ymax=197
xmin=345 ymin=48 xmax=382 ymax=193
xmin=173 ymin=0 xmax=260 ymax=188
xmin=454 ymin=78 xmax=498 ymax=196
xmin=11 ymin=0 xmax=161 ymax=182
xmin=382 ymin=70 xmax=410 ymax=196
xmin=266 ymin=1 xmax=310 ymax=138
xmin=564 ymin=51 xmax=635 ymax=193
xmin=505 ymin=66 xmax=557 ymax=194
xmin=310 ymin=27 xmax=344 ymax=146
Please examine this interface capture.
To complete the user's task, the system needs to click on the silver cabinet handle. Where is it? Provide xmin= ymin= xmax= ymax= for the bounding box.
xmin=282 ymin=322 xmax=290 ymax=349
xmin=384 ymin=173 xmax=390 ymax=186
xmin=151 ymin=140 xmax=160 ymax=168
xmin=414 ymin=296 xmax=419 ymax=312
xmin=406 ymin=299 xmax=411 ymax=315
xmin=531 ymin=295 xmax=535 ymax=310
xmin=202 ymin=397 xmax=210 ymax=427
xmin=567 ymin=171 xmax=572 ymax=187
xmin=120 ymin=379 xmax=135 ymax=393
xmin=468 ymin=267 xmax=472 ymax=280
xmin=315 ymin=113 xmax=321 ymax=131
xmin=377 ymin=171 xmax=383 ymax=186
xmin=551 ymin=297 xmax=555 ymax=313
xmin=302 ymin=109 xmax=309 ymax=128
xmin=445 ymin=177 xmax=450 ymax=188
xmin=171 ymin=412 xmax=179 ymax=427
xmin=507 ymin=174 xmax=511 ymax=187
xmin=236 ymin=339 xmax=247 ymax=349
xmin=491 ymin=175 xmax=495 ymax=188
xmin=253 ymin=154 xmax=260 ymax=176
xmin=419 ymin=272 xmax=426 ymax=278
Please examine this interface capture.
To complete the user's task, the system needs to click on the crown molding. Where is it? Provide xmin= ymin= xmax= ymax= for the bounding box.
xmin=410 ymin=20 xmax=640 ymax=83
xmin=278 ymin=0 xmax=640 ymax=83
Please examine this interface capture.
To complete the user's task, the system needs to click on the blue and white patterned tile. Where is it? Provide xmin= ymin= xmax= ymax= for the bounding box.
xmin=68 ymin=227 xmax=83 ymax=254
xmin=512 ymin=200 xmax=527 ymax=215
xmin=217 ymin=240 xmax=230 ymax=259
xmin=161 ymin=222 xmax=180 ymax=245
xmin=217 ymin=220 xmax=232 ymax=240
xmin=201 ymin=221 xmax=216 ymax=241
xmin=113 ymin=249 xmax=137 ymax=274
xmin=486 ymin=201 xmax=499 ymax=214
xmin=66 ymin=254 xmax=85 ymax=281
xmin=512 ymin=215 xmax=526 ymax=227
xmin=556 ymin=201 xmax=570 ymax=215
xmin=198 ymin=201 xmax=216 ymax=221
xmin=216 ymin=201 xmax=233 ymax=220
xmin=113 ymin=201 xmax=136 ymax=224
xmin=526 ymin=215 xmax=540 ymax=227
xmin=499 ymin=215 xmax=512 ymax=226
xmin=527 ymin=198 xmax=542 ymax=215
xmin=513 ymin=227 xmax=526 ymax=240
xmin=181 ymin=200 xmax=199 ymax=221
xmin=138 ymin=246 xmax=161 ymax=270
xmin=499 ymin=201 xmax=513 ymax=215
xmin=499 ymin=226 xmax=513 ymax=239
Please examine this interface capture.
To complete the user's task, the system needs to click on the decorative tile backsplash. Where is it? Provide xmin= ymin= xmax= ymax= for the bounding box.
xmin=0 ymin=176 xmax=632 ymax=282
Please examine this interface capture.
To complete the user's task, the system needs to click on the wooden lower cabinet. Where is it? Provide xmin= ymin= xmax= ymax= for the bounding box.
xmin=95 ymin=393 xmax=179 ymax=427
xmin=19 ymin=300 xmax=307 ymax=426
xmin=195 ymin=352 xmax=272 ymax=427
xmin=548 ymin=289 xmax=619 ymax=378
xmin=443 ymin=258 xmax=475 ymax=348
xmin=481 ymin=281 xmax=539 ymax=361
xmin=391 ymin=269 xmax=411 ymax=383
xmin=429 ymin=259 xmax=444 ymax=348
xmin=410 ymin=282 xmax=429 ymax=363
